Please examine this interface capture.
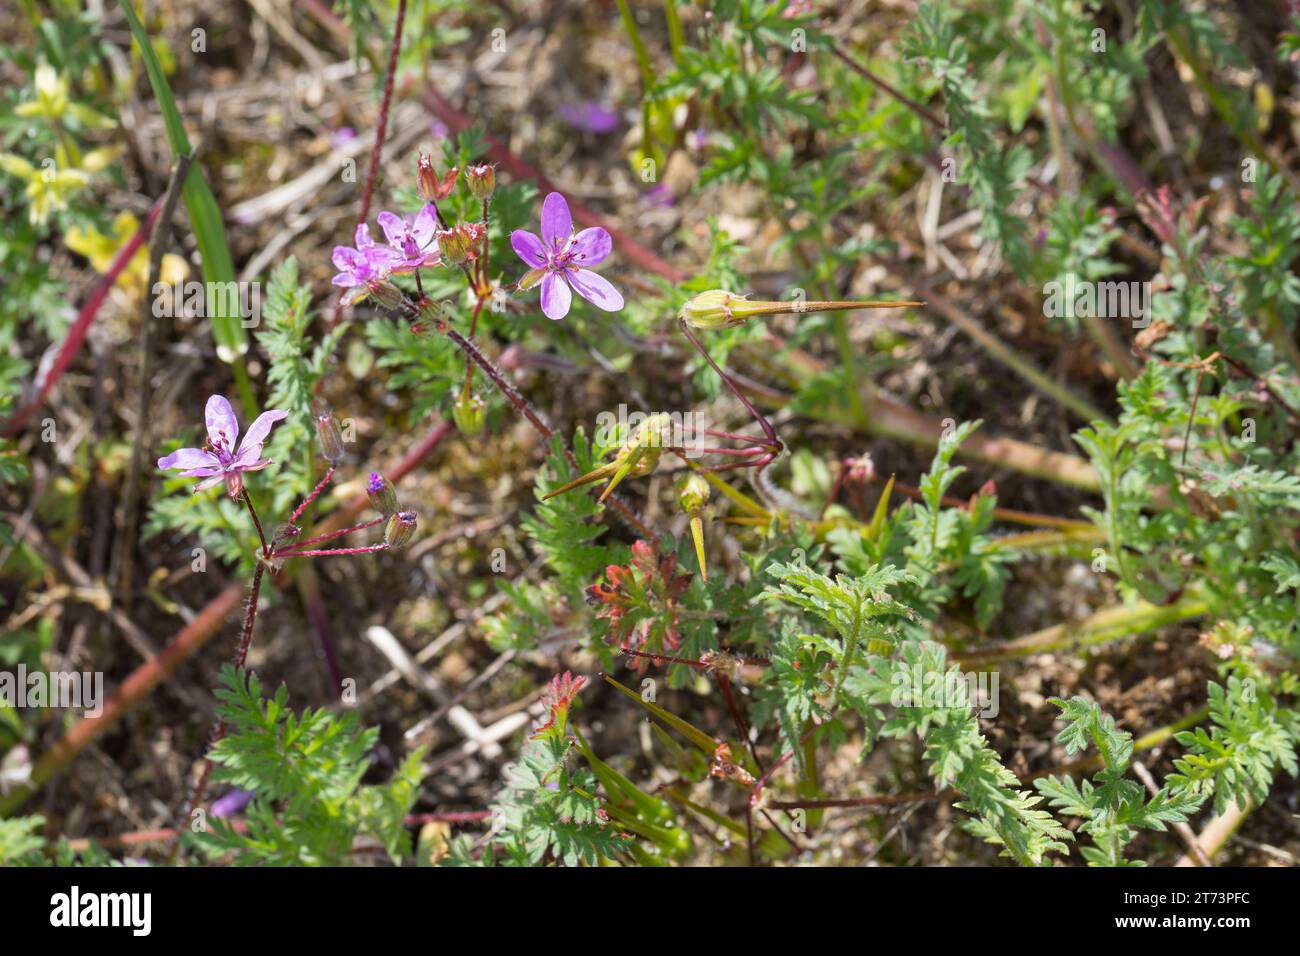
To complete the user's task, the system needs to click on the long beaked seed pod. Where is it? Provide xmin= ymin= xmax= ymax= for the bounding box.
xmin=679 ymin=289 xmax=926 ymax=330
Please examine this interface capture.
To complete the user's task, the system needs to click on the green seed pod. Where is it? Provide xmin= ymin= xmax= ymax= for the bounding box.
xmin=452 ymin=390 xmax=486 ymax=436
xmin=676 ymin=473 xmax=710 ymax=514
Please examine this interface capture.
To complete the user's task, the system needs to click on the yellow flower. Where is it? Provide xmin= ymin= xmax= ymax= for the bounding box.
xmin=0 ymin=144 xmax=123 ymax=225
xmin=64 ymin=212 xmax=188 ymax=299
xmin=14 ymin=63 xmax=69 ymax=121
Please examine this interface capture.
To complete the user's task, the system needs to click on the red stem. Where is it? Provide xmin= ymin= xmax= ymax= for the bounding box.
xmin=2 ymin=200 xmax=162 ymax=438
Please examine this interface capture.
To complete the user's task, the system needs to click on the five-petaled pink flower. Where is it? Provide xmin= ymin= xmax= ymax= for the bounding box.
xmin=511 ymin=192 xmax=624 ymax=321
xmin=158 ymin=395 xmax=287 ymax=499
xmin=377 ymin=204 xmax=441 ymax=272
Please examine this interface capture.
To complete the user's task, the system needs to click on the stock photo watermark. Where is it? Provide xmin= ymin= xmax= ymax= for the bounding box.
xmin=0 ymin=666 xmax=104 ymax=718
xmin=1042 ymin=272 xmax=1151 ymax=329
xmin=891 ymin=666 xmax=1000 ymax=719
xmin=594 ymin=404 xmax=706 ymax=458
xmin=152 ymin=280 xmax=262 ymax=326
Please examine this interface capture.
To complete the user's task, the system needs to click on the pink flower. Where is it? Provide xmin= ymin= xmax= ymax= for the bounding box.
xmin=331 ymin=223 xmax=399 ymax=294
xmin=158 ymin=395 xmax=287 ymax=498
xmin=377 ymin=204 xmax=441 ymax=272
xmin=510 ymin=192 xmax=624 ymax=321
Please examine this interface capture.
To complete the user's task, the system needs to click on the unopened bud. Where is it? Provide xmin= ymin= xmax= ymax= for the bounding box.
xmin=437 ymin=227 xmax=472 ymax=264
xmin=452 ymin=390 xmax=486 ymax=435
xmin=417 ymin=152 xmax=458 ymax=201
xmin=367 ymin=472 xmax=399 ymax=516
xmin=466 ymin=163 xmax=496 ymax=200
xmin=384 ymin=510 xmax=418 ymax=548
xmin=365 ymin=278 xmax=404 ymax=311
xmin=312 ymin=398 xmax=345 ymax=462
xmin=677 ymin=473 xmax=710 ymax=514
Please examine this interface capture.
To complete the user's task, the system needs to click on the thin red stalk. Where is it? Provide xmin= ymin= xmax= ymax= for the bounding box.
xmin=274 ymin=544 xmax=389 ymax=558
xmin=241 ymin=489 xmax=271 ymax=557
xmin=2 ymin=200 xmax=162 ymax=438
xmin=278 ymin=515 xmax=385 ymax=552
xmin=745 ymin=722 xmax=819 ymax=866
xmin=168 ymin=560 xmax=266 ymax=863
xmin=831 ymin=46 xmax=946 ymax=131
xmin=288 ymin=465 xmax=336 ymax=525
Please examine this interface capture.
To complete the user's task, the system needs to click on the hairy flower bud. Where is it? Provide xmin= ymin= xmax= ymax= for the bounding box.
xmin=367 ymin=471 xmax=399 ymax=516
xmin=384 ymin=510 xmax=418 ymax=548
xmin=436 ymin=226 xmax=471 ymax=264
xmin=312 ymin=398 xmax=345 ymax=462
xmin=364 ymin=277 xmax=404 ymax=311
xmin=452 ymin=389 xmax=486 ymax=435
xmin=465 ymin=163 xmax=496 ymax=201
xmin=417 ymin=152 xmax=458 ymax=202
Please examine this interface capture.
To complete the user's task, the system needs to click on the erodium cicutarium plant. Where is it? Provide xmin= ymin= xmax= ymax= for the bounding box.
xmin=157 ymin=390 xmax=419 ymax=859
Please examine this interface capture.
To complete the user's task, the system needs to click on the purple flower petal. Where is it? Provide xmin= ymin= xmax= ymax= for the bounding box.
xmin=567 ymin=269 xmax=624 ymax=312
xmin=205 ymin=395 xmax=239 ymax=448
xmin=376 ymin=211 xmax=405 ymax=248
xmin=540 ymin=271 xmax=572 ymax=320
xmin=557 ymin=102 xmax=620 ymax=134
xmin=355 ymin=223 xmax=377 ymax=249
xmin=211 ymin=787 xmax=256 ymax=819
xmin=332 ymin=245 xmax=362 ymax=273
xmin=569 ymin=227 xmax=612 ymax=266
xmin=231 ymin=444 xmax=268 ymax=469
xmin=540 ymin=192 xmax=573 ymax=248
xmin=158 ymin=447 xmax=219 ymax=471
xmin=238 ymin=409 xmax=287 ymax=457
xmin=411 ymin=204 xmax=438 ymax=246
xmin=193 ymin=473 xmax=227 ymax=493
xmin=511 ymin=230 xmax=547 ymax=268
xmin=177 ymin=465 xmax=224 ymax=478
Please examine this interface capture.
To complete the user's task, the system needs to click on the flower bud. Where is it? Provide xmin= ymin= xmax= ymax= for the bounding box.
xmin=452 ymin=390 xmax=486 ymax=435
xmin=676 ymin=473 xmax=710 ymax=514
xmin=465 ymin=163 xmax=495 ymax=201
xmin=417 ymin=153 xmax=458 ymax=201
xmin=678 ymin=290 xmax=747 ymax=329
xmin=312 ymin=399 xmax=345 ymax=462
xmin=367 ymin=472 xmax=399 ymax=516
xmin=436 ymin=227 xmax=471 ymax=264
xmin=364 ymin=278 xmax=404 ymax=311
xmin=384 ymin=510 xmax=418 ymax=548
